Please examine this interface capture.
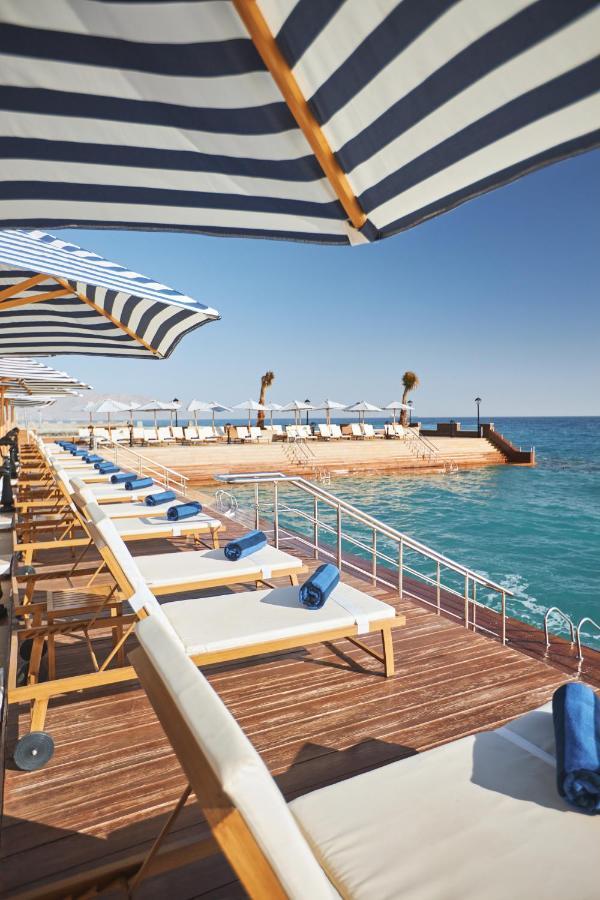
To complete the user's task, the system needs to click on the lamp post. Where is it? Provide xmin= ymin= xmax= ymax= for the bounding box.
xmin=475 ymin=397 xmax=482 ymax=434
xmin=407 ymin=400 xmax=413 ymax=426
xmin=304 ymin=398 xmax=310 ymax=426
xmin=172 ymin=397 xmax=179 ymax=428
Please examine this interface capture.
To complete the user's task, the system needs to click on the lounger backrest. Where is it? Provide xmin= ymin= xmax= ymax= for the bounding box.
xmin=395 ymin=424 xmax=405 ymax=436
xmin=84 ymin=504 xmax=166 ymax=620
xmin=330 ymin=424 xmax=342 ymax=438
xmin=350 ymin=423 xmax=362 ymax=436
xmin=134 ymin=616 xmax=338 ymax=900
xmin=363 ymin=423 xmax=375 ymax=437
xmin=186 ymin=425 xmax=199 ymax=439
xmin=77 ymin=428 xmax=89 ymax=439
xmin=272 ymin=424 xmax=283 ymax=435
xmin=133 ymin=427 xmax=145 ymax=439
xmin=144 ymin=428 xmax=158 ymax=440
xmin=157 ymin=427 xmax=172 ymax=440
xmin=236 ymin=426 xmax=249 ymax=439
xmin=249 ymin=427 xmax=261 ymax=439
xmin=172 ymin=426 xmax=184 ymax=440
xmin=214 ymin=426 xmax=225 ymax=437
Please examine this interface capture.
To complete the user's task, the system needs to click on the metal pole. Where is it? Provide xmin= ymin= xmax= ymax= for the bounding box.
xmin=336 ymin=506 xmax=342 ymax=569
xmin=313 ymin=496 xmax=319 ymax=559
xmin=501 ymin=590 xmax=506 ymax=645
xmin=464 ymin=575 xmax=469 ymax=629
xmin=436 ymin=561 xmax=441 ymax=614
xmin=254 ymin=482 xmax=259 ymax=530
xmin=273 ymin=480 xmax=279 ymax=548
xmin=398 ymin=540 xmax=403 ymax=597
xmin=371 ymin=529 xmax=377 ymax=586
xmin=472 ymin=581 xmax=477 ymax=632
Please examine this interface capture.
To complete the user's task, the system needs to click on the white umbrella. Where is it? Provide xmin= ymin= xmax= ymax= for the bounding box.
xmin=314 ymin=399 xmax=346 ymax=427
xmin=384 ymin=400 xmax=411 ymax=424
xmin=233 ymin=400 xmax=267 ymax=428
xmin=207 ymin=401 xmax=232 ymax=433
xmin=137 ymin=399 xmax=178 ymax=428
xmin=187 ymin=399 xmax=211 ymax=427
xmin=282 ymin=400 xmax=315 ymax=426
xmin=83 ymin=400 xmax=96 ymax=425
xmin=263 ymin=402 xmax=283 ymax=427
xmin=94 ymin=398 xmax=129 ymax=426
xmin=345 ymin=400 xmax=382 ymax=424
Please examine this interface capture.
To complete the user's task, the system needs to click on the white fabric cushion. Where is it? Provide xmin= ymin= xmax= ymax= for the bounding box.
xmin=162 ymin=583 xmax=395 ymax=656
xmin=91 ymin=499 xmax=179 ymax=518
xmin=135 ymin=615 xmax=339 ymax=899
xmin=135 ymin=545 xmax=302 ymax=589
xmin=290 ymin=705 xmax=600 ymax=900
xmin=70 ymin=479 xmax=160 ymax=499
xmin=112 ymin=513 xmax=221 ymax=537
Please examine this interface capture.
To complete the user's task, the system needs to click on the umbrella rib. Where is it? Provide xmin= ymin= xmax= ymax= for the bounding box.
xmin=0 ymin=272 xmax=49 ymax=301
xmin=232 ymin=0 xmax=366 ymax=232
xmin=52 ymin=275 xmax=161 ymax=357
xmin=0 ymin=288 xmax=72 ymax=311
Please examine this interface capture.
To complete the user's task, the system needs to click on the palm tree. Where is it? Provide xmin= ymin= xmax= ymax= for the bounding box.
xmin=400 ymin=371 xmax=419 ymax=426
xmin=257 ymin=370 xmax=275 ymax=427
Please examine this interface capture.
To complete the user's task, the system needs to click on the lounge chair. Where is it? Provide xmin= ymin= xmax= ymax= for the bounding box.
xmin=317 ymin=424 xmax=332 ymax=439
xmin=198 ymin=426 xmax=217 ymax=442
xmin=171 ymin=426 xmax=185 ymax=442
xmin=131 ymin=426 xmax=145 ymax=444
xmin=69 ymin=474 xmax=165 ymax=503
xmin=111 ymin=427 xmax=129 ymax=443
xmin=330 ymin=424 xmax=343 ymax=439
xmin=124 ymin=618 xmax=598 ymax=900
xmin=157 ymin=426 xmax=175 ymax=444
xmin=143 ymin=427 xmax=159 ymax=443
xmin=362 ymin=423 xmax=376 ymax=438
xmin=185 ymin=425 xmax=200 ymax=442
xmin=77 ymin=427 xmax=90 ymax=441
xmin=236 ymin=426 xmax=251 ymax=442
xmin=350 ymin=423 xmax=364 ymax=439
xmin=286 ymin=425 xmax=299 ymax=440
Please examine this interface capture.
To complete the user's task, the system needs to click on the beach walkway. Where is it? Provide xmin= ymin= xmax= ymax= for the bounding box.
xmin=139 ymin=435 xmax=505 ymax=484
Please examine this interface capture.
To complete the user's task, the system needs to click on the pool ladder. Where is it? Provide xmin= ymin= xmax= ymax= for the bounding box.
xmin=544 ymin=606 xmax=600 ymax=662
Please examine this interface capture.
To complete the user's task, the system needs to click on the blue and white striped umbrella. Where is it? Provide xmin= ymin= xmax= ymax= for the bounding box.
xmin=0 ymin=1 xmax=597 ymax=244
xmin=0 ymin=229 xmax=220 ymax=358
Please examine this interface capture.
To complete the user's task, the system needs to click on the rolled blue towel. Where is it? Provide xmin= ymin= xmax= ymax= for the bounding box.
xmin=553 ymin=683 xmax=600 ymax=813
xmin=71 ymin=449 xmax=87 ymax=456
xmin=299 ymin=564 xmax=340 ymax=610
xmin=93 ymin=459 xmax=108 ymax=469
xmin=145 ymin=490 xmax=177 ymax=507
xmin=97 ymin=463 xmax=120 ymax=474
xmin=84 ymin=454 xmax=103 ymax=464
xmin=224 ymin=529 xmax=267 ymax=561
xmin=166 ymin=500 xmax=202 ymax=521
xmin=111 ymin=471 xmax=136 ymax=484
xmin=124 ymin=476 xmax=153 ymax=491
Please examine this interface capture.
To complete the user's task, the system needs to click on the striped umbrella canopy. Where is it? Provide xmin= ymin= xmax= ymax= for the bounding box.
xmin=0 ymin=229 xmax=220 ymax=358
xmin=0 ymin=356 xmax=90 ymax=395
xmin=0 ymin=2 xmax=597 ymax=245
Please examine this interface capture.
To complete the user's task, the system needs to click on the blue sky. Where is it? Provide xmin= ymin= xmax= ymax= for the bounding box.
xmin=53 ymin=148 xmax=600 ymax=418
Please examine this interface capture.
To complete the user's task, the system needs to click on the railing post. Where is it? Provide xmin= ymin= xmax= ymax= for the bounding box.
xmin=313 ymin=497 xmax=319 ymax=559
xmin=472 ymin=581 xmax=477 ymax=632
xmin=501 ymin=590 xmax=506 ymax=645
xmin=336 ymin=506 xmax=342 ymax=570
xmin=371 ymin=528 xmax=377 ymax=586
xmin=254 ymin=482 xmax=259 ymax=530
xmin=273 ymin=480 xmax=279 ymax=548
xmin=398 ymin=539 xmax=403 ymax=597
xmin=464 ymin=574 xmax=469 ymax=629
xmin=436 ymin=561 xmax=441 ymax=614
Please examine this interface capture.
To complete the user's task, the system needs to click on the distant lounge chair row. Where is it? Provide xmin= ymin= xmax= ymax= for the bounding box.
xmin=384 ymin=422 xmax=418 ymax=439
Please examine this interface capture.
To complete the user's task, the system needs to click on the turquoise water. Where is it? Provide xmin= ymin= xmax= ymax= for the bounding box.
xmin=235 ymin=417 xmax=600 ymax=646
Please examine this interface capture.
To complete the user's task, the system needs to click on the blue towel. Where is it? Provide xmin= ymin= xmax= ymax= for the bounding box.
xmin=93 ymin=459 xmax=108 ymax=469
xmin=124 ymin=476 xmax=153 ymax=491
xmin=166 ymin=501 xmax=202 ymax=521
xmin=553 ymin=683 xmax=600 ymax=813
xmin=71 ymin=449 xmax=87 ymax=456
xmin=97 ymin=463 xmax=120 ymax=474
xmin=299 ymin=564 xmax=340 ymax=610
xmin=224 ymin=529 xmax=267 ymax=561
xmin=84 ymin=454 xmax=102 ymax=464
xmin=145 ymin=490 xmax=177 ymax=507
xmin=111 ymin=471 xmax=136 ymax=484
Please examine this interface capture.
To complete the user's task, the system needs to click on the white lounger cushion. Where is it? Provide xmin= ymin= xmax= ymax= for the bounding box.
xmin=162 ymin=583 xmax=395 ymax=656
xmin=69 ymin=476 xmax=161 ymax=500
xmin=135 ymin=545 xmax=302 ymax=589
xmin=136 ymin=615 xmax=340 ymax=899
xmin=111 ymin=513 xmax=221 ymax=538
xmin=290 ymin=704 xmax=600 ymax=900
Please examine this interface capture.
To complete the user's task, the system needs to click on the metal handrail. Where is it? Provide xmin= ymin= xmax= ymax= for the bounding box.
xmin=216 ymin=471 xmax=513 ymax=644
xmin=544 ymin=606 xmax=576 ymax=647
xmin=576 ymin=616 xmax=600 ymax=661
xmin=104 ymin=439 xmax=189 ymax=493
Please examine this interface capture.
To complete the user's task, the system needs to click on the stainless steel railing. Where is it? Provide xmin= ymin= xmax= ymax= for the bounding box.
xmin=216 ymin=472 xmax=513 ymax=645
xmin=104 ymin=439 xmax=189 ymax=494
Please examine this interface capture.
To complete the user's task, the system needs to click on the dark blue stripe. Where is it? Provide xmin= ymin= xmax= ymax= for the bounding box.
xmin=338 ymin=0 xmax=597 ymax=173
xmin=0 ymin=219 xmax=349 ymax=245
xmin=0 ymin=137 xmax=322 ymax=182
xmin=0 ymin=25 xmax=263 ymax=77
xmin=0 ymin=182 xmax=345 ymax=220
xmin=380 ymin=129 xmax=600 ymax=238
xmin=152 ymin=308 xmax=196 ymax=348
xmin=308 ymin=0 xmax=458 ymax=124
xmin=276 ymin=0 xmax=344 ymax=68
xmin=360 ymin=58 xmax=600 ymax=214
xmin=0 ymin=87 xmax=296 ymax=137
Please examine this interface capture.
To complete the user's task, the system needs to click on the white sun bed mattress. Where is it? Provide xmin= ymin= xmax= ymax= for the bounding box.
xmin=113 ymin=513 xmax=221 ymax=538
xmin=161 ymin=582 xmax=395 ymax=656
xmin=135 ymin=545 xmax=302 ymax=590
